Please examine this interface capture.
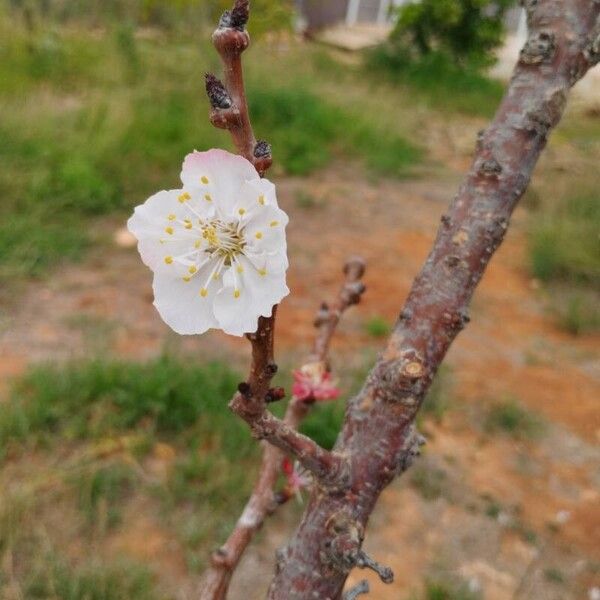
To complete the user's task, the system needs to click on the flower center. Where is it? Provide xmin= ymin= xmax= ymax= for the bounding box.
xmin=202 ymin=220 xmax=246 ymax=262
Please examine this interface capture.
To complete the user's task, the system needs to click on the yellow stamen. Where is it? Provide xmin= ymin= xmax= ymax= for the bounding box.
xmin=234 ymin=289 xmax=241 ymax=299
xmin=213 ymin=273 xmax=220 ymax=280
xmin=255 ymin=232 xmax=263 ymax=239
xmin=204 ymin=194 xmax=212 ymax=202
xmin=164 ymin=256 xmax=173 ymax=265
xmin=270 ymin=221 xmax=279 ymax=227
xmin=258 ymin=195 xmax=265 ymax=205
xmin=194 ymin=240 xmax=202 ymax=249
xmin=200 ymin=288 xmax=208 ymax=297
xmin=184 ymin=222 xmax=193 ymax=230
xmin=258 ymin=268 xmax=267 ymax=276
xmin=188 ymin=265 xmax=197 ymax=274
xmin=178 ymin=192 xmax=191 ymax=203
xmin=201 ymin=176 xmax=209 ymax=184
xmin=238 ymin=208 xmax=246 ymax=216
xmin=168 ymin=214 xmax=176 ymax=221
xmin=165 ymin=226 xmax=174 ymax=235
xmin=236 ymin=265 xmax=244 ymax=273
xmin=183 ymin=276 xmax=191 ymax=282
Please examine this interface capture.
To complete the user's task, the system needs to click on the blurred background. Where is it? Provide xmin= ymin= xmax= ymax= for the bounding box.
xmin=0 ymin=1 xmax=598 ymax=599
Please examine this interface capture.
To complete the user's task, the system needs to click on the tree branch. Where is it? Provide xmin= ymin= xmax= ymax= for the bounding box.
xmin=267 ymin=1 xmax=600 ymax=597
xmin=198 ymin=258 xmax=367 ymax=599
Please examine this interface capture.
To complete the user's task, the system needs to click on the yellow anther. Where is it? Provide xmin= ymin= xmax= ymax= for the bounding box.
xmin=178 ymin=192 xmax=191 ymax=203
xmin=201 ymin=176 xmax=209 ymax=184
xmin=238 ymin=208 xmax=246 ymax=216
xmin=194 ymin=240 xmax=202 ymax=249
xmin=255 ymin=232 xmax=263 ymax=239
xmin=270 ymin=220 xmax=279 ymax=227
xmin=200 ymin=288 xmax=208 ymax=298
xmin=164 ymin=256 xmax=173 ymax=265
xmin=188 ymin=266 xmax=197 ymax=275
xmin=234 ymin=289 xmax=241 ymax=299
xmin=236 ymin=265 xmax=244 ymax=274
xmin=184 ymin=222 xmax=193 ymax=230
xmin=213 ymin=273 xmax=220 ymax=280
xmin=168 ymin=214 xmax=176 ymax=221
xmin=165 ymin=226 xmax=174 ymax=235
xmin=258 ymin=268 xmax=267 ymax=276
xmin=204 ymin=194 xmax=212 ymax=202
xmin=258 ymin=195 xmax=265 ymax=205
xmin=183 ymin=276 xmax=191 ymax=282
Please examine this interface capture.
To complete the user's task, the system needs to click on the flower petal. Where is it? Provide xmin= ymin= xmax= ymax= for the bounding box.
xmin=128 ymin=189 xmax=205 ymax=274
xmin=213 ymin=256 xmax=289 ymax=336
xmin=152 ymin=259 xmax=221 ymax=335
xmin=180 ymin=149 xmax=259 ymax=216
xmin=243 ymin=205 xmax=288 ymax=256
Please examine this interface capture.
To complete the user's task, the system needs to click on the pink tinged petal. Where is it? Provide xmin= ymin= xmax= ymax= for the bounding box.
xmin=292 ymin=368 xmax=340 ymax=402
xmin=180 ymin=149 xmax=259 ymax=215
xmin=152 ymin=261 xmax=220 ymax=335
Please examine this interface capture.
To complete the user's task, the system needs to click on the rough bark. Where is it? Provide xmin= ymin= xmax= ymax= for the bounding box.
xmin=266 ymin=1 xmax=600 ymax=597
xmin=199 ymin=260 xmax=366 ymax=599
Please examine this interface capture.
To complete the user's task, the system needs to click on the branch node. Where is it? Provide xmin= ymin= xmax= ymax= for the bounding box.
xmin=344 ymin=256 xmax=366 ymax=279
xmin=230 ymin=0 xmax=250 ymax=30
xmin=356 ymin=550 xmax=394 ymax=584
xmin=265 ymin=387 xmax=286 ymax=404
xmin=520 ymin=30 xmax=556 ymax=65
xmin=477 ymin=157 xmax=503 ymax=178
xmin=343 ymin=580 xmax=370 ymax=600
xmin=205 ymin=73 xmax=233 ymax=109
xmin=237 ymin=381 xmax=252 ymax=398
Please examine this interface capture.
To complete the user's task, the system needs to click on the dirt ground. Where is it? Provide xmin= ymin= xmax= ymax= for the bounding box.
xmin=1 ymin=128 xmax=599 ymax=597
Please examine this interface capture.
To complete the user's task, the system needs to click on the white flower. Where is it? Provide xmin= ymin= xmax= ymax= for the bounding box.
xmin=127 ymin=149 xmax=289 ymax=336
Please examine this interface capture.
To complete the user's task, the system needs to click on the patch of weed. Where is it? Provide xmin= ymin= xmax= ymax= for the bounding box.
xmin=366 ymin=48 xmax=504 ymax=117
xmin=410 ymin=464 xmax=448 ymax=501
xmin=364 ymin=316 xmax=391 ymax=338
xmin=484 ymin=398 xmax=543 ymax=440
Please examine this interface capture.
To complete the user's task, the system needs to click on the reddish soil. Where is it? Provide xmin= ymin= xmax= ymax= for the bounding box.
xmin=1 ymin=159 xmax=598 ymax=599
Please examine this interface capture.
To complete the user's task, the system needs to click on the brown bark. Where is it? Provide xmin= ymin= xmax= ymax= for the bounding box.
xmin=199 ymin=0 xmax=600 ymax=597
xmin=199 ymin=259 xmax=366 ymax=599
xmin=266 ymin=1 xmax=600 ymax=597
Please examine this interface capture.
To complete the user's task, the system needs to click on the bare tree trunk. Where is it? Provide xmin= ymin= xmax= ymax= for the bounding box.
xmin=266 ymin=1 xmax=600 ymax=597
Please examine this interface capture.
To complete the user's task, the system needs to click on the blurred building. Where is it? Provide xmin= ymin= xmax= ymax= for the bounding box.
xmin=296 ymin=1 xmax=525 ymax=36
xmin=296 ymin=0 xmax=404 ymax=32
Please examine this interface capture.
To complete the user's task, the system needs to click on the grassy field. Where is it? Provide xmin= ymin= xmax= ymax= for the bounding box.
xmin=0 ymin=3 xmax=426 ymax=286
xmin=1 ymin=2 xmax=599 ymax=598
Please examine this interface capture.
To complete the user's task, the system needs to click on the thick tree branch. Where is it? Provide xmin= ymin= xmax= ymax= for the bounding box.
xmin=198 ymin=259 xmax=367 ymax=599
xmin=267 ymin=1 xmax=600 ymax=597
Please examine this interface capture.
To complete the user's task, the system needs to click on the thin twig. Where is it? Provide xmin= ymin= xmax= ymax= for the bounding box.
xmin=268 ymin=0 xmax=600 ymax=597
xmin=198 ymin=258 xmax=367 ymax=599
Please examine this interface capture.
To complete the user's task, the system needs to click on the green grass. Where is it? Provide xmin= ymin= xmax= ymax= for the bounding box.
xmin=24 ymin=557 xmax=160 ymax=600
xmin=0 ymin=355 xmax=350 ymax=593
xmin=555 ymin=289 xmax=600 ymax=335
xmin=364 ymin=315 xmax=392 ymax=338
xmin=248 ymin=83 xmax=421 ymax=177
xmin=409 ymin=577 xmax=482 ymax=600
xmin=528 ymin=191 xmax=599 ymax=335
xmin=0 ymin=356 xmax=244 ymax=448
xmin=410 ymin=464 xmax=448 ymax=501
xmin=422 ymin=580 xmax=481 ymax=600
xmin=421 ymin=365 xmax=454 ymax=422
xmin=484 ymin=399 xmax=543 ymax=440
xmin=366 ymin=48 xmax=504 ymax=117
xmin=0 ymin=10 xmax=421 ymax=285
xmin=530 ymin=193 xmax=600 ymax=286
